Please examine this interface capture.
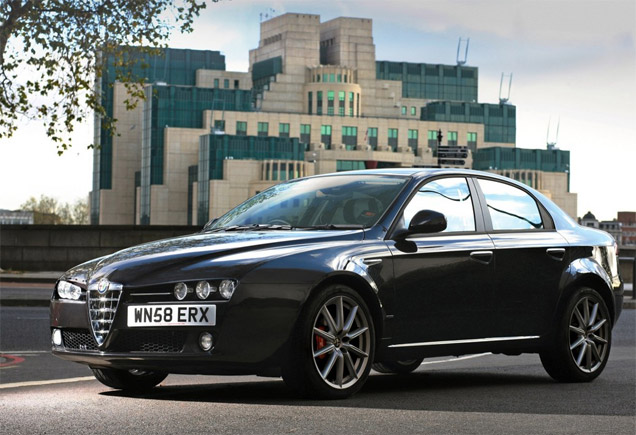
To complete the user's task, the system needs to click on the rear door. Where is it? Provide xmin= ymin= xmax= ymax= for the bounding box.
xmin=474 ymin=177 xmax=569 ymax=337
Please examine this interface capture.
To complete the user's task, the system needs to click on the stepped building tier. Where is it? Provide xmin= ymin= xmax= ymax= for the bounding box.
xmin=90 ymin=13 xmax=575 ymax=225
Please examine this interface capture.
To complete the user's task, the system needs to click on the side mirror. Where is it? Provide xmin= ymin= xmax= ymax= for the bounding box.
xmin=399 ymin=209 xmax=447 ymax=237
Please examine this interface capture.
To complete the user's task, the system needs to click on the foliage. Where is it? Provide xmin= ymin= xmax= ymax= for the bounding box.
xmin=20 ymin=194 xmax=89 ymax=224
xmin=0 ymin=0 xmax=213 ymax=154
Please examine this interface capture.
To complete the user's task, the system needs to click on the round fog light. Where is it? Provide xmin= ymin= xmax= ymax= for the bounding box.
xmin=52 ymin=329 xmax=62 ymax=346
xmin=219 ymin=280 xmax=236 ymax=300
xmin=196 ymin=281 xmax=211 ymax=300
xmin=174 ymin=282 xmax=188 ymax=300
xmin=199 ymin=332 xmax=213 ymax=351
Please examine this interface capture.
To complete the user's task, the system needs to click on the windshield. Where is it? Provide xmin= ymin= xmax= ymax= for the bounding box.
xmin=206 ymin=174 xmax=408 ymax=231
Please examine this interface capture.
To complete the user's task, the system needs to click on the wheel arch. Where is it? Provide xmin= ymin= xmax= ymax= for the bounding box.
xmin=307 ymin=272 xmax=385 ymax=346
xmin=557 ymin=259 xmax=616 ymax=327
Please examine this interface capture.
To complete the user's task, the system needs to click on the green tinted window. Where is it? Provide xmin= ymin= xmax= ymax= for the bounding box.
xmin=479 ymin=179 xmax=543 ymax=230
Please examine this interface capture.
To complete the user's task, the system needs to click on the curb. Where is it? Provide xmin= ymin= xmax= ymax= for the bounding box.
xmin=0 ymin=299 xmax=51 ymax=308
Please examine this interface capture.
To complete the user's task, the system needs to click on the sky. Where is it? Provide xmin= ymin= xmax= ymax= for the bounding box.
xmin=1 ymin=0 xmax=634 ymax=221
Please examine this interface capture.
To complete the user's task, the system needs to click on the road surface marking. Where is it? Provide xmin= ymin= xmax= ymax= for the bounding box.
xmin=0 ymin=376 xmax=95 ymax=390
xmin=0 ymin=354 xmax=25 ymax=367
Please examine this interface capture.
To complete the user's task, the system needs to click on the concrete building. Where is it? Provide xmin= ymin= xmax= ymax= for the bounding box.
xmin=579 ymin=211 xmax=625 ymax=245
xmin=90 ymin=12 xmax=575 ymax=226
xmin=617 ymin=211 xmax=636 ymax=245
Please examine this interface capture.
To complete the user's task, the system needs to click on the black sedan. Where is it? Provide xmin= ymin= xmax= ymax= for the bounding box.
xmin=51 ymin=169 xmax=623 ymax=399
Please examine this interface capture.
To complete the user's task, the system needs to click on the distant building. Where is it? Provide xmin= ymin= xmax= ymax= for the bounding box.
xmin=579 ymin=211 xmax=623 ymax=245
xmin=90 ymin=12 xmax=576 ymax=225
xmin=0 ymin=210 xmax=34 ymax=225
xmin=617 ymin=211 xmax=636 ymax=245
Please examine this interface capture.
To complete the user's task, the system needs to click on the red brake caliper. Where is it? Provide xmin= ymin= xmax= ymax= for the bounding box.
xmin=315 ymin=326 xmax=327 ymax=359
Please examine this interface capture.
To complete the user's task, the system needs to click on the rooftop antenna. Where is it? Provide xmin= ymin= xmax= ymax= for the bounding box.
xmin=456 ymin=37 xmax=470 ymax=66
xmin=546 ymin=117 xmax=560 ymax=150
xmin=259 ymin=8 xmax=277 ymax=22
xmin=499 ymin=72 xmax=513 ymax=104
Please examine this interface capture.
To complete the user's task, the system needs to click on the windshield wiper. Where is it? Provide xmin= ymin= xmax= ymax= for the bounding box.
xmin=206 ymin=224 xmax=294 ymax=232
xmin=295 ymin=224 xmax=364 ymax=230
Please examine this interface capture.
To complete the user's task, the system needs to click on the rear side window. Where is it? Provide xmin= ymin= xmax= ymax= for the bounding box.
xmin=403 ymin=177 xmax=476 ymax=232
xmin=479 ymin=179 xmax=544 ymax=230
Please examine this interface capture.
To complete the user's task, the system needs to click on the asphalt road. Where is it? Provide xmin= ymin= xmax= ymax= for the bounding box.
xmin=1 ymin=307 xmax=634 ymax=434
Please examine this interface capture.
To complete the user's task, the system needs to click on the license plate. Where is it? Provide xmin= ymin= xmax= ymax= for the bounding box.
xmin=127 ymin=305 xmax=216 ymax=327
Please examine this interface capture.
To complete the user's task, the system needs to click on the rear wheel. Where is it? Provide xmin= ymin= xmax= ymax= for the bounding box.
xmin=372 ymin=358 xmax=424 ymax=374
xmin=91 ymin=367 xmax=167 ymax=392
xmin=540 ymin=287 xmax=611 ymax=382
xmin=282 ymin=284 xmax=375 ymax=399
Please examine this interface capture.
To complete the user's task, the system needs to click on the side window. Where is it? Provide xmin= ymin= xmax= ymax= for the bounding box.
xmin=479 ymin=179 xmax=544 ymax=230
xmin=402 ymin=177 xmax=475 ymax=232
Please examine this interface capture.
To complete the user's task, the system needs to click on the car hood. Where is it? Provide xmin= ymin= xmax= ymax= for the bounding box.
xmin=63 ymin=230 xmax=365 ymax=287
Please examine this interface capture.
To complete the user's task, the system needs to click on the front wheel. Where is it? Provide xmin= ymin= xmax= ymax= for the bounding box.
xmin=540 ymin=287 xmax=612 ymax=382
xmin=91 ymin=367 xmax=168 ymax=392
xmin=282 ymin=284 xmax=375 ymax=399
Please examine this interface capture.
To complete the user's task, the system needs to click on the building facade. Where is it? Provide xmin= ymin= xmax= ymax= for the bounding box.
xmin=580 ymin=211 xmax=623 ymax=245
xmin=90 ymin=13 xmax=576 ymax=225
xmin=617 ymin=211 xmax=636 ymax=245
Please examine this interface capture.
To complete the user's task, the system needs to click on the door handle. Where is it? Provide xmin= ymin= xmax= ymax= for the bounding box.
xmin=470 ymin=251 xmax=493 ymax=264
xmin=546 ymin=248 xmax=566 ymax=261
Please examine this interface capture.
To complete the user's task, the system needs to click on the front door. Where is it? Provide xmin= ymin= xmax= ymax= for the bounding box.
xmin=389 ymin=177 xmax=497 ymax=345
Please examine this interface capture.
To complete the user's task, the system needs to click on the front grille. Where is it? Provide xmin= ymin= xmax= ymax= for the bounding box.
xmin=62 ymin=329 xmax=98 ymax=351
xmin=88 ymin=283 xmax=122 ymax=346
xmin=113 ymin=330 xmax=186 ymax=353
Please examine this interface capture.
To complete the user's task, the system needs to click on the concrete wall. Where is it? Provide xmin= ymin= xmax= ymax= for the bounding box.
xmin=0 ymin=225 xmax=200 ymax=272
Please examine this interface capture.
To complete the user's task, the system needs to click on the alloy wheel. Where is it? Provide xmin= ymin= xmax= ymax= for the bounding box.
xmin=568 ymin=296 xmax=610 ymax=373
xmin=311 ymin=295 xmax=371 ymax=389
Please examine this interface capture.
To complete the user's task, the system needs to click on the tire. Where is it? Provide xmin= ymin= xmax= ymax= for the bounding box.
xmin=282 ymin=284 xmax=375 ymax=399
xmin=372 ymin=358 xmax=424 ymax=374
xmin=91 ymin=367 xmax=168 ymax=392
xmin=540 ymin=287 xmax=612 ymax=382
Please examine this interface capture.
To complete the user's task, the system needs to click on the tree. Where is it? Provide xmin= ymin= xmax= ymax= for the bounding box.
xmin=21 ymin=194 xmax=89 ymax=224
xmin=0 ymin=0 xmax=213 ymax=154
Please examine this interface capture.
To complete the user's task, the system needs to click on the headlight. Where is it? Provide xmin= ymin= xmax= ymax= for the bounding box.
xmin=196 ymin=281 xmax=215 ymax=300
xmin=174 ymin=282 xmax=189 ymax=300
xmin=57 ymin=281 xmax=82 ymax=300
xmin=219 ymin=280 xmax=237 ymax=300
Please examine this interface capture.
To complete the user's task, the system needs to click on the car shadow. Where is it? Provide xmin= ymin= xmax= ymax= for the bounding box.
xmin=99 ymin=367 xmax=628 ymax=417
